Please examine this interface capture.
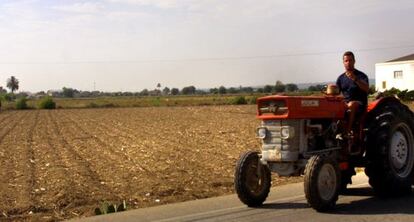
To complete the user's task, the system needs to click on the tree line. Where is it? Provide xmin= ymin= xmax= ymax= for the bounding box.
xmin=0 ymin=76 xmax=20 ymax=101
xmin=37 ymin=82 xmax=303 ymax=98
xmin=1 ymin=76 xmax=378 ymax=100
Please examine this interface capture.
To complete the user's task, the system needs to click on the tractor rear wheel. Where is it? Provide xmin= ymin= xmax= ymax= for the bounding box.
xmin=304 ymin=155 xmax=340 ymax=212
xmin=234 ymin=151 xmax=271 ymax=207
xmin=365 ymin=101 xmax=414 ymax=197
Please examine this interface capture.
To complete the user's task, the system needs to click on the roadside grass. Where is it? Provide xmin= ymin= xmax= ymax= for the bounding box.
xmin=52 ymin=94 xmax=258 ymax=108
xmin=2 ymin=92 xmax=410 ymax=111
xmin=0 ymin=95 xmax=254 ymax=110
xmin=0 ymin=91 xmax=322 ymax=110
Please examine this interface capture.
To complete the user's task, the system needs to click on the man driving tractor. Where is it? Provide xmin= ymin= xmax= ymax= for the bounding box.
xmin=235 ymin=51 xmax=414 ymax=212
xmin=336 ymin=51 xmax=369 ymax=135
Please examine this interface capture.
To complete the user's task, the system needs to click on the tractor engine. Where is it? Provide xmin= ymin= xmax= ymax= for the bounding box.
xmin=256 ymin=95 xmax=347 ymax=176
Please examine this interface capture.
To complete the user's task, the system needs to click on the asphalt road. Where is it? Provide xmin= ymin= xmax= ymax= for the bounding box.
xmin=73 ymin=173 xmax=414 ymax=222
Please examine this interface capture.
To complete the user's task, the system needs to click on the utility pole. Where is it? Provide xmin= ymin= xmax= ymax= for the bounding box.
xmin=93 ymin=81 xmax=96 ymax=91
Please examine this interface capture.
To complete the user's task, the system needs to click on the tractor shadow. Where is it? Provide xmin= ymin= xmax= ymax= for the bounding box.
xmin=260 ymin=202 xmax=308 ymax=210
xmin=330 ymin=187 xmax=414 ymax=215
xmin=261 ymin=187 xmax=414 ymax=215
xmin=340 ymin=186 xmax=374 ymax=197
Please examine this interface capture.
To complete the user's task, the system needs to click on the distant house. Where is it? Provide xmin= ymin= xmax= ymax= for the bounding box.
xmin=375 ymin=53 xmax=414 ymax=92
xmin=47 ymin=90 xmax=63 ymax=97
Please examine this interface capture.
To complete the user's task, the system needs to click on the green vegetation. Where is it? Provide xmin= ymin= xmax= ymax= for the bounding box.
xmin=1 ymin=93 xmax=13 ymax=102
xmin=381 ymin=88 xmax=414 ymax=101
xmin=307 ymin=84 xmax=325 ymax=92
xmin=151 ymin=97 xmax=161 ymax=106
xmin=0 ymin=90 xmax=328 ymax=111
xmin=15 ymin=97 xmax=29 ymax=110
xmin=248 ymin=96 xmax=259 ymax=105
xmin=6 ymin=76 xmax=19 ymax=94
xmin=95 ymin=201 xmax=127 ymax=215
xmin=274 ymin=80 xmax=286 ymax=92
xmin=231 ymin=96 xmax=247 ymax=105
xmin=5 ymin=77 xmax=409 ymax=111
xmin=62 ymin=87 xmax=76 ymax=98
xmin=50 ymin=94 xmax=264 ymax=109
xmin=38 ymin=97 xmax=56 ymax=109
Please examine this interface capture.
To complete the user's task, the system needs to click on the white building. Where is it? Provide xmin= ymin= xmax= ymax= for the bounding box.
xmin=375 ymin=53 xmax=414 ymax=92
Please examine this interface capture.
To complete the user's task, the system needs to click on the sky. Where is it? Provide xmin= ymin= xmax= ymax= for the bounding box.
xmin=0 ymin=0 xmax=414 ymax=92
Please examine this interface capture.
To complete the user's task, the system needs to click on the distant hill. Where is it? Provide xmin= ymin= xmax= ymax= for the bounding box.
xmin=253 ymin=78 xmax=375 ymax=90
xmin=296 ymin=78 xmax=375 ymax=90
xmin=201 ymin=79 xmax=375 ymax=92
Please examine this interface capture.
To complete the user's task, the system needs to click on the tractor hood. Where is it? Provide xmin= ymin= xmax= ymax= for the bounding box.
xmin=256 ymin=95 xmax=347 ymax=120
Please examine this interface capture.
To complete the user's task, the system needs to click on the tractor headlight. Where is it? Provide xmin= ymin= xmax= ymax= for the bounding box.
xmin=257 ymin=127 xmax=267 ymax=139
xmin=281 ymin=126 xmax=295 ymax=139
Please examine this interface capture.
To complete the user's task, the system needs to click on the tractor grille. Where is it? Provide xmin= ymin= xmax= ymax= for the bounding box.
xmin=260 ymin=120 xmax=302 ymax=162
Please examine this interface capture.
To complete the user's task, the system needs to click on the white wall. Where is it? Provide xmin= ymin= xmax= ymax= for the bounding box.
xmin=375 ymin=61 xmax=414 ymax=92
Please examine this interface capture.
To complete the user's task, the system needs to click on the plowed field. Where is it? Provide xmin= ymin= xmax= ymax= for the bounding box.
xmin=0 ymin=106 xmax=302 ymax=221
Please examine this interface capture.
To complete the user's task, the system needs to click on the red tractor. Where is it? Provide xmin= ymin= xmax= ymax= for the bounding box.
xmin=234 ymin=89 xmax=414 ymax=212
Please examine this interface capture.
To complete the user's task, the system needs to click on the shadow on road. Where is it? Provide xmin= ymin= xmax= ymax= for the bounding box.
xmin=340 ymin=187 xmax=374 ymax=196
xmin=260 ymin=187 xmax=414 ymax=216
xmin=331 ymin=187 xmax=414 ymax=215
xmin=261 ymin=202 xmax=308 ymax=210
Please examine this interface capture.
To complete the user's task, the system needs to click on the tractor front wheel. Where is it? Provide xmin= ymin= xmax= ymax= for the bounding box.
xmin=304 ymin=155 xmax=340 ymax=212
xmin=234 ymin=151 xmax=271 ymax=207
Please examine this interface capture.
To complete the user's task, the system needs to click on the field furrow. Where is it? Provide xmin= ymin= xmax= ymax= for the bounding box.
xmin=13 ymin=111 xmax=40 ymax=214
xmin=0 ymin=111 xmax=15 ymax=127
xmin=0 ymin=111 xmax=34 ymax=217
xmin=50 ymin=111 xmax=138 ymax=200
xmin=0 ymin=106 xmax=303 ymax=221
xmin=64 ymin=109 xmax=153 ymax=173
xmin=47 ymin=111 xmax=120 ymax=200
xmin=20 ymin=110 xmax=115 ymax=220
xmin=0 ymin=111 xmax=28 ymax=145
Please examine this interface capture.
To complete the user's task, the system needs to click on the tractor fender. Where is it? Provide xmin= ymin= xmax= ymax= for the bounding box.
xmin=365 ymin=96 xmax=414 ymax=129
xmin=365 ymin=96 xmax=407 ymax=128
xmin=367 ymin=96 xmax=403 ymax=114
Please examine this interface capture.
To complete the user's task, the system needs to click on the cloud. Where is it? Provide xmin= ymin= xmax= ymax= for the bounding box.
xmin=52 ymin=2 xmax=104 ymax=14
xmin=106 ymin=11 xmax=153 ymax=21
xmin=0 ymin=0 xmax=42 ymax=21
xmin=106 ymin=0 xmax=179 ymax=9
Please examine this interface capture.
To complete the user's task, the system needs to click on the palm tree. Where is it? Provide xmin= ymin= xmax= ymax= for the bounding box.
xmin=0 ymin=86 xmax=6 ymax=94
xmin=6 ymin=76 xmax=19 ymax=94
xmin=156 ymin=83 xmax=161 ymax=95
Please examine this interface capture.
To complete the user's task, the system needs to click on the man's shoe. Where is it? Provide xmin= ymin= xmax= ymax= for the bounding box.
xmin=336 ymin=133 xmax=344 ymax=140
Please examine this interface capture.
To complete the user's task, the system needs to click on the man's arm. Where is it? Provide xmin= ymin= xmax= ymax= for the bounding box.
xmin=354 ymin=75 xmax=369 ymax=93
xmin=336 ymin=76 xmax=342 ymax=93
xmin=347 ymin=72 xmax=369 ymax=93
